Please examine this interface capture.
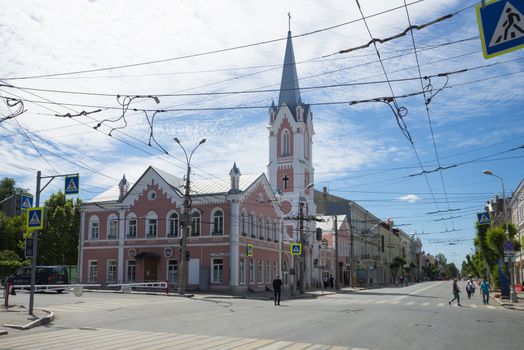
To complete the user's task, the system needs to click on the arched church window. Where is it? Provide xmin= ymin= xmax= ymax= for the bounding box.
xmin=281 ymin=129 xmax=290 ymax=156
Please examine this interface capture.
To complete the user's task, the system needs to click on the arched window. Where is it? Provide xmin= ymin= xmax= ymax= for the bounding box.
xmin=250 ymin=213 xmax=256 ymax=238
xmin=212 ymin=209 xmax=224 ymax=235
xmin=258 ymin=216 xmax=264 ymax=239
xmin=273 ymin=221 xmax=278 ymax=242
xmin=241 ymin=210 xmax=247 ymax=236
xmin=146 ymin=211 xmax=158 ymax=238
xmin=191 ymin=211 xmax=201 ymax=236
xmin=266 ymin=218 xmax=271 ymax=241
xmin=107 ymin=214 xmax=118 ymax=240
xmin=304 ymin=129 xmax=310 ymax=159
xmin=89 ymin=215 xmax=99 ymax=240
xmin=167 ymin=212 xmax=179 ymax=237
xmin=126 ymin=213 xmax=137 ymax=238
xmin=281 ymin=129 xmax=290 ymax=156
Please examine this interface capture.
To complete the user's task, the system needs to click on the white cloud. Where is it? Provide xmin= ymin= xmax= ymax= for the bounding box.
xmin=398 ymin=194 xmax=421 ymax=202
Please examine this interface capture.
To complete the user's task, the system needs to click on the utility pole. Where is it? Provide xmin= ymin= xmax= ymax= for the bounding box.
xmin=348 ymin=203 xmax=353 ymax=288
xmin=175 ymin=138 xmax=206 ymax=295
xmin=334 ymin=215 xmax=339 ymax=290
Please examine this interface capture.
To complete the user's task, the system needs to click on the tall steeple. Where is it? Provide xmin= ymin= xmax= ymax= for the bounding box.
xmin=278 ymin=31 xmax=301 ymax=111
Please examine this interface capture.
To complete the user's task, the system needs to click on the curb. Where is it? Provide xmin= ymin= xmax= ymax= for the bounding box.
xmin=3 ymin=309 xmax=55 ymax=330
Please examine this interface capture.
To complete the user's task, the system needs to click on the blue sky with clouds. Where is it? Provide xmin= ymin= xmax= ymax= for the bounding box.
xmin=1 ymin=0 xmax=523 ymax=266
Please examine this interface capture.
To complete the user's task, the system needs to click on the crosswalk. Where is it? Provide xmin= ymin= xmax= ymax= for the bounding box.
xmin=0 ymin=328 xmax=378 ymax=350
xmin=39 ymin=297 xmax=176 ymax=313
xmin=302 ymin=297 xmax=499 ymax=310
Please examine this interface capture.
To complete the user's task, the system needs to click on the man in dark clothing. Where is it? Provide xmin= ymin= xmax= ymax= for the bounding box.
xmin=449 ymin=278 xmax=462 ymax=306
xmin=273 ymin=275 xmax=283 ymax=306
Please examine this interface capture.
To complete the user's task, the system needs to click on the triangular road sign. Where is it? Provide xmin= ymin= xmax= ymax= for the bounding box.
xmin=29 ymin=212 xmax=41 ymax=226
xmin=489 ymin=2 xmax=524 ymax=47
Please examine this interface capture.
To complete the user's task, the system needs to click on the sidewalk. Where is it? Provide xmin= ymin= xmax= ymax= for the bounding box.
xmin=492 ymin=291 xmax=524 ymax=310
xmin=1 ymin=304 xmax=54 ymax=335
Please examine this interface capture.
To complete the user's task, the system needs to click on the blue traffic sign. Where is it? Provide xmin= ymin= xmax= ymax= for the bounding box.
xmin=290 ymin=243 xmax=302 ymax=255
xmin=504 ymin=240 xmax=514 ymax=251
xmin=477 ymin=212 xmax=491 ymax=225
xmin=65 ymin=174 xmax=80 ymax=195
xmin=476 ymin=0 xmax=524 ymax=58
xmin=20 ymin=194 xmax=33 ymax=211
xmin=27 ymin=207 xmax=44 ymax=230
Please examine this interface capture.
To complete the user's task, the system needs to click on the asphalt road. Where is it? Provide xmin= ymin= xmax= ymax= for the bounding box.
xmin=1 ymin=281 xmax=523 ymax=350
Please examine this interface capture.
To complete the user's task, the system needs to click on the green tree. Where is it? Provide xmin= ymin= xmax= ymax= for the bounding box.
xmin=390 ymin=256 xmax=407 ymax=280
xmin=36 ymin=192 xmax=81 ymax=266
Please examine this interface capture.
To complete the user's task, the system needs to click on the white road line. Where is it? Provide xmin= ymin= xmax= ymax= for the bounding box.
xmin=405 ymin=301 xmax=415 ymax=306
xmin=470 ymin=304 xmax=478 ymax=308
xmin=437 ymin=303 xmax=445 ymax=307
xmin=421 ymin=302 xmax=430 ymax=306
xmin=486 ymin=305 xmax=496 ymax=310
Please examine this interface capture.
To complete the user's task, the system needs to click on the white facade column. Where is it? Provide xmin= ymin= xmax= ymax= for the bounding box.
xmin=117 ymin=208 xmax=126 ymax=284
xmin=229 ymin=199 xmax=240 ymax=289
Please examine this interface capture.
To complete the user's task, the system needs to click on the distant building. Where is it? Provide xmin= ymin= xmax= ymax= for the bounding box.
xmin=510 ymin=178 xmax=524 ymax=286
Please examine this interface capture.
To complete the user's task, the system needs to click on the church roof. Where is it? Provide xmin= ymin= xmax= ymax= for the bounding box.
xmin=278 ymin=31 xmax=301 ymax=111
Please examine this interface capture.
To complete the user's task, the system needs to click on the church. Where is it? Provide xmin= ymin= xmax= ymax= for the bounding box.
xmin=78 ymin=30 xmax=320 ymax=293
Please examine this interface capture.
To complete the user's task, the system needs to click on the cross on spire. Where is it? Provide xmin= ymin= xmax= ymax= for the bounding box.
xmin=282 ymin=174 xmax=290 ymax=189
xmin=288 ymin=12 xmax=291 ymax=32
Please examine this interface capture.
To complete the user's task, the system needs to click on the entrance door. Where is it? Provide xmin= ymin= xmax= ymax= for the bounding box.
xmin=144 ymin=258 xmax=158 ymax=282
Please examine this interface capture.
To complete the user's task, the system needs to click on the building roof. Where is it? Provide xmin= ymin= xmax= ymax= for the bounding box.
xmin=87 ymin=166 xmax=262 ymax=204
xmin=317 ymin=215 xmax=346 ymax=231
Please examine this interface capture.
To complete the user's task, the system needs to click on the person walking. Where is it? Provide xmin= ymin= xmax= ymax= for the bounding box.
xmin=466 ymin=280 xmax=473 ymax=299
xmin=480 ymin=279 xmax=490 ymax=305
xmin=449 ymin=278 xmax=462 ymax=306
xmin=329 ymin=275 xmax=335 ymax=289
xmin=272 ymin=275 xmax=283 ymax=306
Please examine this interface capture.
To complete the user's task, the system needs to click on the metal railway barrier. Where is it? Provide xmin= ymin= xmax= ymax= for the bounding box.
xmin=106 ymin=281 xmax=169 ymax=294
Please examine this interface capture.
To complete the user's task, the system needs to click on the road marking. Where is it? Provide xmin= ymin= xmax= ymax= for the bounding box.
xmin=470 ymin=304 xmax=478 ymax=308
xmin=421 ymin=302 xmax=430 ymax=306
xmin=390 ymin=300 xmax=400 ymax=304
xmin=0 ymin=328 xmax=359 ymax=350
xmin=437 ymin=303 xmax=445 ymax=307
xmin=486 ymin=305 xmax=496 ymax=310
xmin=405 ymin=301 xmax=415 ymax=305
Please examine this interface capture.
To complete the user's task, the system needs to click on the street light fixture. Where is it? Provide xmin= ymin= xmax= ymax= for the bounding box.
xmin=175 ymin=137 xmax=206 ymax=295
xmin=483 ymin=169 xmax=518 ymax=303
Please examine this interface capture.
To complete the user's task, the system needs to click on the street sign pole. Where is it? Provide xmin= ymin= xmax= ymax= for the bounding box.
xmin=28 ymin=171 xmax=41 ymax=315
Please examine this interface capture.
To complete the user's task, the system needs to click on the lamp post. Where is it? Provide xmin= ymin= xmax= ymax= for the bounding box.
xmin=175 ymin=137 xmax=206 ymax=295
xmin=483 ymin=169 xmax=518 ymax=303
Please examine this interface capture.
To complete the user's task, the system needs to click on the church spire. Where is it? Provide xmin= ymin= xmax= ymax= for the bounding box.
xmin=278 ymin=30 xmax=301 ymax=110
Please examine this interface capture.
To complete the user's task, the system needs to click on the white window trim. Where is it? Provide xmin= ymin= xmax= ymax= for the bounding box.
xmin=210 ymin=207 xmax=224 ymax=236
xmin=240 ymin=258 xmax=246 ymax=285
xmin=211 ymin=258 xmax=224 ymax=283
xmin=88 ymin=260 xmax=98 ymax=283
xmin=191 ymin=210 xmax=201 ymax=236
xmin=241 ymin=210 xmax=247 ymax=236
xmin=89 ymin=216 xmax=99 ymax=240
xmin=146 ymin=211 xmax=158 ymax=238
xmin=126 ymin=259 xmax=136 ymax=283
xmin=106 ymin=260 xmax=117 ymax=284
xmin=107 ymin=214 xmax=118 ymax=240
xmin=166 ymin=210 xmax=179 ymax=237
xmin=126 ymin=214 xmax=137 ymax=239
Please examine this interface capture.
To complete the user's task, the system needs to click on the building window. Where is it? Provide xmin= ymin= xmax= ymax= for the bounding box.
xmin=168 ymin=212 xmax=179 ymax=237
xmin=212 ymin=210 xmax=224 ymax=235
xmin=273 ymin=262 xmax=277 ymax=279
xmin=241 ymin=210 xmax=247 ymax=236
xmin=108 ymin=216 xmax=118 ymax=240
xmin=258 ymin=260 xmax=263 ymax=284
xmin=266 ymin=219 xmax=271 ymax=241
xmin=249 ymin=259 xmax=254 ymax=284
xmin=250 ymin=213 xmax=256 ymax=238
xmin=281 ymin=129 xmax=290 ymax=156
xmin=88 ymin=261 xmax=98 ymax=283
xmin=168 ymin=260 xmax=177 ymax=283
xmin=266 ymin=261 xmax=270 ymax=283
xmin=145 ymin=212 xmax=157 ymax=238
xmin=273 ymin=222 xmax=278 ymax=242
xmin=240 ymin=258 xmax=246 ymax=284
xmin=212 ymin=258 xmax=224 ymax=283
xmin=89 ymin=216 xmax=99 ymax=240
xmin=191 ymin=212 xmax=201 ymax=236
xmin=127 ymin=260 xmax=136 ymax=283
xmin=127 ymin=214 xmax=137 ymax=238
xmin=258 ymin=216 xmax=264 ymax=239
xmin=313 ymin=258 xmax=319 ymax=268
xmin=281 ymin=223 xmax=285 ymax=242
xmin=107 ymin=260 xmax=116 ymax=284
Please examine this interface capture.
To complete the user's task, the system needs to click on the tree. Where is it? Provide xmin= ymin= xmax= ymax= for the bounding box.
xmin=390 ymin=256 xmax=407 ymax=280
xmin=34 ymin=192 xmax=81 ymax=266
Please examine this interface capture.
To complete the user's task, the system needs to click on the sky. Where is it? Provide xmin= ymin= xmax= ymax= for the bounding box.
xmin=1 ymin=0 xmax=523 ymax=267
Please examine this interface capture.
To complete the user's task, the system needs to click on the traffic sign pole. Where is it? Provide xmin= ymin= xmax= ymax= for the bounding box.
xmin=28 ymin=171 xmax=41 ymax=316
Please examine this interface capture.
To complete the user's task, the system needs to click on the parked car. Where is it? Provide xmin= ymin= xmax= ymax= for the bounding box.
xmin=7 ymin=266 xmax=68 ymax=293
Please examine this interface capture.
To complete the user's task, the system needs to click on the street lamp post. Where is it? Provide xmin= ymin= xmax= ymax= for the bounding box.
xmin=175 ymin=137 xmax=206 ymax=295
xmin=483 ymin=169 xmax=518 ymax=303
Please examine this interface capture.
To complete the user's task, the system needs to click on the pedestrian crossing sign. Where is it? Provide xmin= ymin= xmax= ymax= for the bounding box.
xmin=65 ymin=174 xmax=80 ymax=195
xmin=290 ymin=243 xmax=302 ymax=255
xmin=247 ymin=244 xmax=253 ymax=257
xmin=27 ymin=207 xmax=45 ymax=230
xmin=476 ymin=0 xmax=524 ymax=58
xmin=477 ymin=211 xmax=491 ymax=225
xmin=20 ymin=194 xmax=33 ymax=211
